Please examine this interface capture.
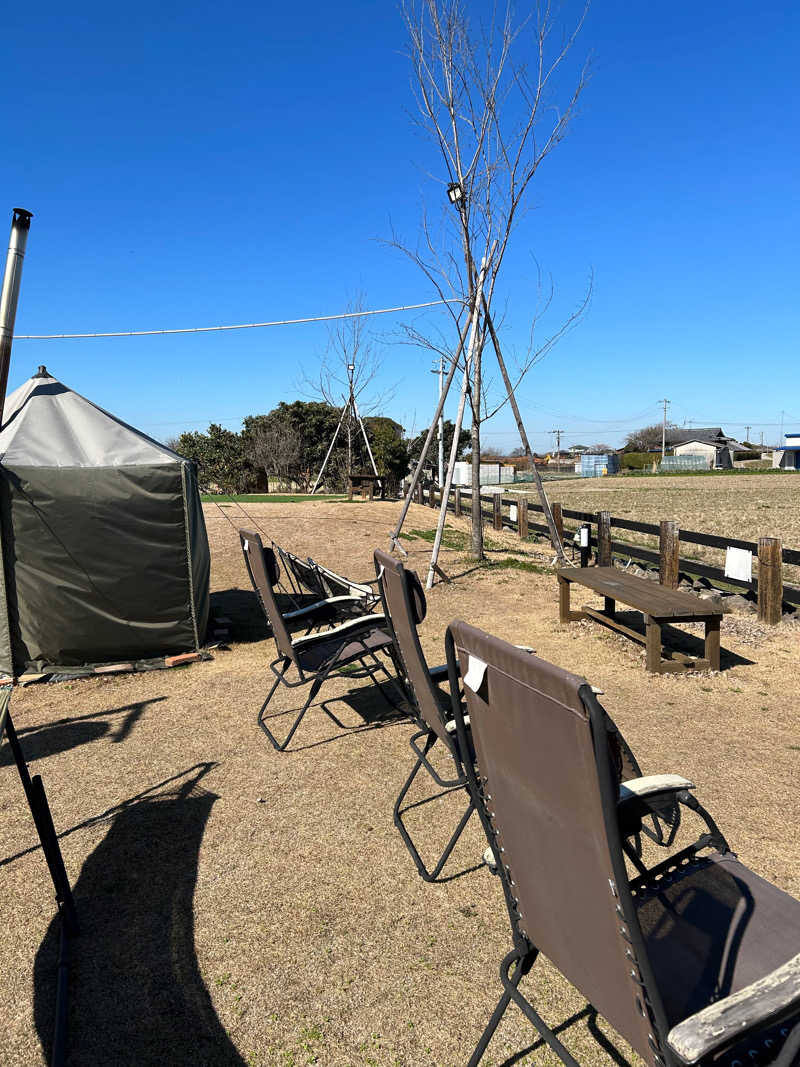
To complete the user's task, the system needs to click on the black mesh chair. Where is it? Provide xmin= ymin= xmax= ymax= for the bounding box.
xmin=241 ymin=531 xmax=400 ymax=751
xmin=257 ymin=538 xmax=374 ymax=626
xmin=445 ymin=620 xmax=800 ymax=1067
xmin=1 ymin=685 xmax=78 ymax=1067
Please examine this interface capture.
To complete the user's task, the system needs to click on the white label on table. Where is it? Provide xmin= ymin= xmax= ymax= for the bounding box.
xmin=724 ymin=547 xmax=752 ymax=582
xmin=464 ymin=654 xmax=488 ymax=694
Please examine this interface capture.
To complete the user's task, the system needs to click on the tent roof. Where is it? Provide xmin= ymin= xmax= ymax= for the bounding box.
xmin=0 ymin=366 xmax=184 ymax=468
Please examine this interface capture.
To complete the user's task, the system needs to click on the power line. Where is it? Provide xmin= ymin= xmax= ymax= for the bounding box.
xmin=14 ymin=298 xmax=462 ymax=341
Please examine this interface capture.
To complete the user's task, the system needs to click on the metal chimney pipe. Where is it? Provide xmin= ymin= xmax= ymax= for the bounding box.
xmin=0 ymin=208 xmax=33 ymax=427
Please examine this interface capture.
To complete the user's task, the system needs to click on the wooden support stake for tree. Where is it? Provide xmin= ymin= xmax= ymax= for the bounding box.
xmin=597 ymin=511 xmax=612 ymax=567
xmin=493 ymin=494 xmax=502 ymax=531
xmin=552 ymin=502 xmax=563 ymax=542
xmin=758 ymin=537 xmax=783 ymax=625
xmin=659 ymin=520 xmax=680 ymax=588
xmin=347 ymin=478 xmax=354 ymax=501
xmin=518 ymin=498 xmax=528 ymax=539
xmin=454 ymin=487 xmax=461 ymax=517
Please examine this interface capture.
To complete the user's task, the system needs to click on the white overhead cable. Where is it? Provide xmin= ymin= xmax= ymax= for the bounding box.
xmin=15 ymin=298 xmax=463 ymax=341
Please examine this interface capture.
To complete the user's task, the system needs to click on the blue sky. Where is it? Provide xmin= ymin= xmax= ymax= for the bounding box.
xmin=3 ymin=1 xmax=799 ymax=451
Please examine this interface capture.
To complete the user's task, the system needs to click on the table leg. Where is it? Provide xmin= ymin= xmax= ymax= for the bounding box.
xmin=705 ymin=617 xmax=721 ymax=671
xmin=645 ymin=615 xmax=662 ymax=673
xmin=604 ymin=597 xmax=616 ymax=617
xmin=558 ymin=576 xmax=571 ymax=624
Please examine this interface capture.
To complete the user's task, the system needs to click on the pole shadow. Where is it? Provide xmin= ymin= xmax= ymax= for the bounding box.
xmin=33 ymin=762 xmax=245 ymax=1066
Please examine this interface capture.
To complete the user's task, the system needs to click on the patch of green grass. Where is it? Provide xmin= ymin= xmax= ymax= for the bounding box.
xmin=478 ymin=557 xmax=550 ymax=575
xmin=406 ymin=526 xmax=469 ymax=550
xmin=202 ymin=493 xmax=345 ymax=503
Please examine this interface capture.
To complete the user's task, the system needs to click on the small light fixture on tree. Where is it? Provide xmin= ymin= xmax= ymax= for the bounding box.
xmin=446 ymin=181 xmax=464 ymax=206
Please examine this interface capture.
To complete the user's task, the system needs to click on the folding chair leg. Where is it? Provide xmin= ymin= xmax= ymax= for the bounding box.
xmin=501 ymin=950 xmax=581 ymax=1067
xmin=394 ymin=733 xmax=476 ymax=882
xmin=258 ymin=664 xmax=325 ymax=752
xmin=467 ymin=949 xmax=532 ymax=1067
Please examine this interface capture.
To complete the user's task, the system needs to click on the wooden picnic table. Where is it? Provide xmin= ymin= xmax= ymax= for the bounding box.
xmin=556 ymin=566 xmax=723 ymax=674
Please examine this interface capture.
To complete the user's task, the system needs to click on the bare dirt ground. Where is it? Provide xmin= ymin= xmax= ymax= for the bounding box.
xmin=1 ymin=498 xmax=798 ymax=1067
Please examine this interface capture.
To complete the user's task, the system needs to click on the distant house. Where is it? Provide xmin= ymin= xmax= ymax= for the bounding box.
xmin=773 ymin=433 xmax=800 ymax=470
xmin=665 ymin=427 xmax=745 ymax=469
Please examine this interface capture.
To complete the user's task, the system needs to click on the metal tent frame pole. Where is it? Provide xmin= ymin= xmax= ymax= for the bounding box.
xmin=425 ymin=256 xmax=489 ymax=588
xmin=389 ymin=311 xmax=472 ymax=555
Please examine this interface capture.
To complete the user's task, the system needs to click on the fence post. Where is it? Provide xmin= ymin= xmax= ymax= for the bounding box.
xmin=758 ymin=537 xmax=783 ymax=625
xmin=366 ymin=479 xmax=374 ymax=501
xmin=552 ymin=502 xmax=564 ymax=543
xmin=416 ymin=483 xmax=423 ymax=505
xmin=493 ymin=494 xmax=502 ymax=531
xmin=519 ymin=498 xmax=528 ymax=539
xmin=597 ymin=511 xmax=612 ymax=567
xmin=659 ymin=520 xmax=680 ymax=588
xmin=454 ymin=487 xmax=461 ymax=517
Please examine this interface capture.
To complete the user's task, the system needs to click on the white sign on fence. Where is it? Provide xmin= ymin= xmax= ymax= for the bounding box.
xmin=509 ymin=504 xmax=518 ymax=522
xmin=725 ymin=546 xmax=753 ymax=582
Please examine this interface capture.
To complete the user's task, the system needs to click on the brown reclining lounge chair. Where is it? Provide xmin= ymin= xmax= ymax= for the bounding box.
xmin=444 ymin=620 xmax=800 ymax=1067
xmin=374 ymin=548 xmax=478 ymax=882
xmin=241 ymin=531 xmax=400 ymax=751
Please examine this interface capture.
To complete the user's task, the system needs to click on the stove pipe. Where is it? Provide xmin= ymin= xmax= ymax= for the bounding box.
xmin=0 ymin=208 xmax=33 ymax=427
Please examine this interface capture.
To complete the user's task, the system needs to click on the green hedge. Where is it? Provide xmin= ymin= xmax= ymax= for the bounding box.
xmin=620 ymin=452 xmax=659 ymax=470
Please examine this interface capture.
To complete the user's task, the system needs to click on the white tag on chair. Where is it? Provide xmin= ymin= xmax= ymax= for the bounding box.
xmin=243 ymin=539 xmax=249 ymax=551
xmin=464 ymin=654 xmax=488 ymax=694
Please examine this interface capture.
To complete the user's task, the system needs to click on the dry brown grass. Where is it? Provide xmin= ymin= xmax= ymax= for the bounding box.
xmin=1 ymin=497 xmax=798 ymax=1066
xmin=525 ymin=471 xmax=800 ymax=581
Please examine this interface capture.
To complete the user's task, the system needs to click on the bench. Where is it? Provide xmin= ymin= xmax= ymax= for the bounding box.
xmin=556 ymin=565 xmax=723 ymax=673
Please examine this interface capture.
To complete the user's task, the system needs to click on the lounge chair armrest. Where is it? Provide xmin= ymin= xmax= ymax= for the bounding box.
xmin=291 ymin=613 xmax=386 ymax=649
xmin=428 ymin=663 xmax=449 ymax=683
xmin=283 ymin=596 xmax=362 ymax=621
xmin=667 ymin=953 xmax=800 ymax=1064
xmin=618 ymin=774 xmax=694 ymax=802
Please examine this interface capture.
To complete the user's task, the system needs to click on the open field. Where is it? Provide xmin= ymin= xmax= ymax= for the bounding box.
xmin=1 ymin=499 xmax=798 ymax=1066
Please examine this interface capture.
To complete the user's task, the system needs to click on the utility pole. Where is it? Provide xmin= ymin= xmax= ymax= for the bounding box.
xmin=780 ymin=410 xmax=785 ymax=447
xmin=551 ymin=429 xmax=563 ymax=456
xmin=745 ymin=425 xmax=751 ymax=445
xmin=661 ymin=398 xmax=670 ymax=458
xmin=760 ymin=431 xmax=764 ymax=447
xmin=431 ymin=358 xmax=444 ymax=486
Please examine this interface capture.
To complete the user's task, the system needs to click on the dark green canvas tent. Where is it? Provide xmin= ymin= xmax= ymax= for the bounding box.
xmin=0 ymin=366 xmax=210 ymax=675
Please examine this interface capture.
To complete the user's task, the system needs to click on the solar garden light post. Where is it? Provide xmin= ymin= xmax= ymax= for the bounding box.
xmin=0 ymin=208 xmax=33 ymax=427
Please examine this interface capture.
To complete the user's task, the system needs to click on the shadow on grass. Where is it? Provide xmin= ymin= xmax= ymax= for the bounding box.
xmin=33 ymin=762 xmax=245 ymax=1066
xmin=591 ymin=610 xmax=756 ymax=671
xmin=497 ymin=1005 xmax=633 ymax=1067
xmin=0 ymin=698 xmax=166 ymax=769
xmin=273 ymin=676 xmax=410 ymax=754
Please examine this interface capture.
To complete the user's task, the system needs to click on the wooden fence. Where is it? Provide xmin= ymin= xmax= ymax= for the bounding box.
xmin=415 ymin=485 xmax=798 ymax=624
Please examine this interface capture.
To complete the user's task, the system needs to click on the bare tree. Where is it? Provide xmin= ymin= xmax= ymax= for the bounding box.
xmin=246 ymin=420 xmax=303 ymax=491
xmin=395 ymin=0 xmax=591 ymax=559
xmin=301 ymin=298 xmax=393 ymax=488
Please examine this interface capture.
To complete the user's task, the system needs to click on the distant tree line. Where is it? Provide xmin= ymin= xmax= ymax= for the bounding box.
xmin=171 ymin=402 xmax=470 ymax=496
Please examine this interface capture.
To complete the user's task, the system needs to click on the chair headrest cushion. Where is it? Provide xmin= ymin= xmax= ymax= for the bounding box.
xmin=263 ymin=547 xmax=280 ymax=587
xmin=405 ymin=568 xmax=427 ymax=624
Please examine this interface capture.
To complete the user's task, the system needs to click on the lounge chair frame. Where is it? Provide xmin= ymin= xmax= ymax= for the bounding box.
xmin=444 ymin=622 xmax=800 ymax=1067
xmin=241 ymin=531 xmax=400 ymax=751
xmin=1 ymin=687 xmax=78 ymax=1067
xmin=374 ymin=549 xmax=475 ymax=882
